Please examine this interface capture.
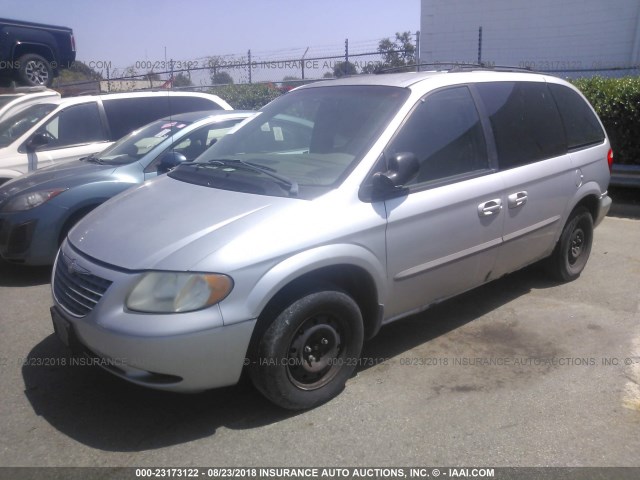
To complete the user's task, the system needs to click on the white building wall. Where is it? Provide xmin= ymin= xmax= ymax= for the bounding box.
xmin=420 ymin=0 xmax=640 ymax=73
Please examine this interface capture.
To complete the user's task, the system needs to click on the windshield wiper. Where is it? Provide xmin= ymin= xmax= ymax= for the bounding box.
xmin=183 ymin=158 xmax=299 ymax=196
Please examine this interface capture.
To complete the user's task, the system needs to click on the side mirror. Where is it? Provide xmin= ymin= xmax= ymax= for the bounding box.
xmin=25 ymin=132 xmax=51 ymax=153
xmin=372 ymin=152 xmax=419 ymax=192
xmin=157 ymin=151 xmax=187 ymax=174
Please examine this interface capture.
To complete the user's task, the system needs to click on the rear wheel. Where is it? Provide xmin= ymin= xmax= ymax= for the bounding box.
xmin=18 ymin=54 xmax=53 ymax=86
xmin=249 ymin=290 xmax=363 ymax=410
xmin=546 ymin=207 xmax=593 ymax=282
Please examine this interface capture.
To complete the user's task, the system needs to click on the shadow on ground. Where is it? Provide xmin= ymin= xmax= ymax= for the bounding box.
xmin=0 ymin=259 xmax=51 ymax=287
xmin=608 ymin=187 xmax=640 ymax=219
xmin=22 ymin=262 xmax=558 ymax=452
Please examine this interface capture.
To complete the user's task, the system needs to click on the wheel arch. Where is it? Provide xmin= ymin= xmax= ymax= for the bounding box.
xmin=57 ymin=202 xmax=102 ymax=245
xmin=14 ymin=43 xmax=56 ymax=65
xmin=558 ymin=182 xmax=603 ymax=242
xmin=243 ymin=252 xmax=386 ymax=361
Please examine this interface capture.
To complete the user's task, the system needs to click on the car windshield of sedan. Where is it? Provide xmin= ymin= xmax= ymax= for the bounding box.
xmin=0 ymin=103 xmax=57 ymax=148
xmin=92 ymin=118 xmax=194 ymax=165
xmin=170 ymin=85 xmax=409 ymax=199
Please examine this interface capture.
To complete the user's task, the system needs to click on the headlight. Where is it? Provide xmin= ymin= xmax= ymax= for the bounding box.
xmin=126 ymin=272 xmax=233 ymax=313
xmin=2 ymin=188 xmax=67 ymax=212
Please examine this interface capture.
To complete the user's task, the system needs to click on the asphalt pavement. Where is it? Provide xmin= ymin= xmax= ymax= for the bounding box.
xmin=0 ymin=211 xmax=638 ymax=468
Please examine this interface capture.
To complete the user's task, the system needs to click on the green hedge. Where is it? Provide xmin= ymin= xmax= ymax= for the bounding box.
xmin=572 ymin=77 xmax=640 ymax=165
xmin=208 ymin=83 xmax=283 ymax=110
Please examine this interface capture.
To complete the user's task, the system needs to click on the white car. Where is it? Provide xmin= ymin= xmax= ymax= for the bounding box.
xmin=0 ymin=86 xmax=60 ymax=121
xmin=0 ymin=91 xmax=232 ymax=185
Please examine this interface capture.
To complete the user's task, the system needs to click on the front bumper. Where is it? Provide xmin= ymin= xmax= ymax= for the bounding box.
xmin=51 ymin=242 xmax=256 ymax=392
xmin=0 ymin=204 xmax=65 ymax=265
xmin=594 ymin=193 xmax=612 ymax=227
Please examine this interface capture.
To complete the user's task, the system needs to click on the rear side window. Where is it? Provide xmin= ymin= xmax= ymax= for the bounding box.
xmin=476 ymin=82 xmax=566 ymax=169
xmin=548 ymin=84 xmax=605 ymax=150
xmin=103 ymin=96 xmax=222 ymax=140
xmin=39 ymin=102 xmax=107 ymax=149
xmin=387 ymin=86 xmax=489 ymax=185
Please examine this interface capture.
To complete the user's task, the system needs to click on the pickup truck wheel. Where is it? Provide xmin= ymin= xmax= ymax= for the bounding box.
xmin=250 ymin=290 xmax=364 ymax=410
xmin=547 ymin=207 xmax=593 ymax=282
xmin=18 ymin=54 xmax=53 ymax=86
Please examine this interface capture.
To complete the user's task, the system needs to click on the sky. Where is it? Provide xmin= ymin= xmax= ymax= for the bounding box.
xmin=3 ymin=0 xmax=420 ymax=80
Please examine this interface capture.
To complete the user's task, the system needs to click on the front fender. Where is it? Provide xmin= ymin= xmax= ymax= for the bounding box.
xmin=219 ymin=243 xmax=387 ymax=326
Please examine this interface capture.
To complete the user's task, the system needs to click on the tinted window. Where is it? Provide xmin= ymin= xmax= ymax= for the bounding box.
xmin=103 ymin=96 xmax=222 ymax=140
xmin=387 ymin=86 xmax=488 ymax=185
xmin=548 ymin=84 xmax=605 ymax=150
xmin=477 ymin=82 xmax=566 ymax=169
xmin=39 ymin=102 xmax=106 ymax=149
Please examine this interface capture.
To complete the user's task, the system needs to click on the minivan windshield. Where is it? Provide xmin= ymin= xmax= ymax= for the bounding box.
xmin=90 ymin=118 xmax=193 ymax=165
xmin=0 ymin=103 xmax=57 ymax=148
xmin=170 ymin=85 xmax=409 ymax=199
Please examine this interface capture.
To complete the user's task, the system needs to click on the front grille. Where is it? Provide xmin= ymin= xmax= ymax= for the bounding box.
xmin=53 ymin=253 xmax=112 ymax=317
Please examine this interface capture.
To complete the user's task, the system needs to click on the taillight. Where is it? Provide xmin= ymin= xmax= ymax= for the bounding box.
xmin=607 ymin=149 xmax=613 ymax=173
xmin=70 ymin=34 xmax=76 ymax=52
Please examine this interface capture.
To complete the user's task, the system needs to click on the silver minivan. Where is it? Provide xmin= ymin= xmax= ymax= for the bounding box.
xmin=51 ymin=70 xmax=612 ymax=410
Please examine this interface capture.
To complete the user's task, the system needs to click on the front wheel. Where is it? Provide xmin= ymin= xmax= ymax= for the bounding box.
xmin=546 ymin=207 xmax=594 ymax=282
xmin=249 ymin=290 xmax=364 ymax=410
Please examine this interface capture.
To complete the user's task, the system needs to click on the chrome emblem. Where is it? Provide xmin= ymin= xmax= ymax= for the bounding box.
xmin=62 ymin=252 xmax=90 ymax=276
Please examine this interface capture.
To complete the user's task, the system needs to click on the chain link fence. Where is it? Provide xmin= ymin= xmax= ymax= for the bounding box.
xmin=53 ymin=35 xmax=418 ymax=97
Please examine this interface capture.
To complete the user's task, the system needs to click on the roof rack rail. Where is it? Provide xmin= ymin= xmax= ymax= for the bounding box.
xmin=376 ymin=62 xmax=539 ymax=74
xmin=449 ymin=63 xmax=536 ymax=73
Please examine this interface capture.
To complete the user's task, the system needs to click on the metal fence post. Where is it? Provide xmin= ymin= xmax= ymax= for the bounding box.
xmin=248 ymin=49 xmax=252 ymax=84
xmin=344 ymin=38 xmax=349 ymax=76
xmin=478 ymin=26 xmax=483 ymax=65
xmin=416 ymin=30 xmax=421 ymax=71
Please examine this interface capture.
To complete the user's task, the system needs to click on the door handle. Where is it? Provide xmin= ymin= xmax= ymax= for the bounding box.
xmin=478 ymin=199 xmax=502 ymax=216
xmin=508 ymin=191 xmax=528 ymax=209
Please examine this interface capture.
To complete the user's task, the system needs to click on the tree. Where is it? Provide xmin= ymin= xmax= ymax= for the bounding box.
xmin=208 ymin=55 xmax=235 ymax=85
xmin=173 ymin=72 xmax=193 ymax=87
xmin=377 ymin=31 xmax=416 ymax=71
xmin=333 ymin=61 xmax=357 ymax=78
xmin=211 ymin=71 xmax=234 ymax=85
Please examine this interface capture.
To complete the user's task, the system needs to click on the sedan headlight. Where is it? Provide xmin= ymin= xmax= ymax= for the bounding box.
xmin=126 ymin=272 xmax=233 ymax=313
xmin=2 ymin=188 xmax=67 ymax=212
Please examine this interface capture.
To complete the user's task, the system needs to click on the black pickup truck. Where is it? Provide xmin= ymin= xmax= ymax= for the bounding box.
xmin=0 ymin=18 xmax=76 ymax=87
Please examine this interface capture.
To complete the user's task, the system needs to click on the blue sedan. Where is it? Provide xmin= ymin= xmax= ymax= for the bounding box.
xmin=0 ymin=110 xmax=254 ymax=265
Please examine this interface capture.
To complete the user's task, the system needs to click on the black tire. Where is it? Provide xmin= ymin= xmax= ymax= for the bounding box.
xmin=547 ymin=207 xmax=593 ymax=282
xmin=18 ymin=54 xmax=53 ymax=86
xmin=249 ymin=290 xmax=364 ymax=410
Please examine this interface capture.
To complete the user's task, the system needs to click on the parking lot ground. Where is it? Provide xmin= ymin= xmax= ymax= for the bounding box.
xmin=0 ymin=214 xmax=639 ymax=468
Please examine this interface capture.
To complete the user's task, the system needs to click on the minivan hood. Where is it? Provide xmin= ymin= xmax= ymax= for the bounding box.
xmin=69 ymin=175 xmax=293 ymax=270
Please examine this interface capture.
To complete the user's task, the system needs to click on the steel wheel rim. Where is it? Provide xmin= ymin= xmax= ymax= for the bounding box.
xmin=568 ymin=227 xmax=585 ymax=265
xmin=287 ymin=313 xmax=344 ymax=390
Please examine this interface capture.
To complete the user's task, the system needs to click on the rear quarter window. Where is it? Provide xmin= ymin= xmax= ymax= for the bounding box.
xmin=477 ymin=81 xmax=567 ymax=169
xmin=102 ymin=96 xmax=222 ymax=140
xmin=548 ymin=84 xmax=605 ymax=150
